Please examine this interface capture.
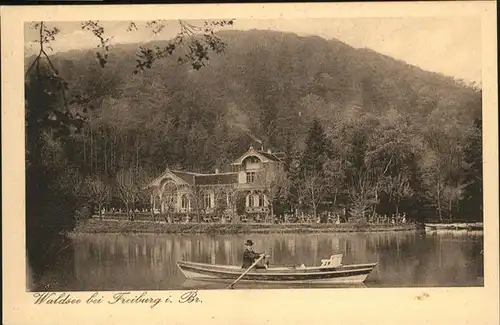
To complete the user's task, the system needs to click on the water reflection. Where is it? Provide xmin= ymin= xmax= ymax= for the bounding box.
xmin=32 ymin=230 xmax=484 ymax=291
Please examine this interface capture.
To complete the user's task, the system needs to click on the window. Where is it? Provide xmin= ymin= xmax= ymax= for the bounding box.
xmin=181 ymin=195 xmax=189 ymax=210
xmin=246 ymin=172 xmax=256 ymax=183
xmin=258 ymin=194 xmax=264 ymax=207
xmin=248 ymin=195 xmax=255 ymax=207
xmin=203 ymin=193 xmax=212 ymax=208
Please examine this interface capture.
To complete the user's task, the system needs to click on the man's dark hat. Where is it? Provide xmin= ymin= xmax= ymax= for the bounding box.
xmin=245 ymin=239 xmax=254 ymax=246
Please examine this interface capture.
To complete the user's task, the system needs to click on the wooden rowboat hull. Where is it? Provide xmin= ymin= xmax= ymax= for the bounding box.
xmin=425 ymin=223 xmax=484 ymax=232
xmin=177 ymin=260 xmax=377 ymax=284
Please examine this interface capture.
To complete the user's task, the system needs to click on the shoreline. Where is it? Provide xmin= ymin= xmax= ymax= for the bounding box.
xmin=70 ymin=218 xmax=424 ymax=235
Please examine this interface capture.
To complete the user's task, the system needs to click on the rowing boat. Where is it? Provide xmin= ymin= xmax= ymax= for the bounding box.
xmin=177 ymin=254 xmax=377 ymax=284
xmin=425 ymin=222 xmax=484 ymax=232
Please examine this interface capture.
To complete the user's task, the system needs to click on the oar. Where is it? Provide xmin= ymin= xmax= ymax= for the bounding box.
xmin=227 ymin=253 xmax=266 ymax=289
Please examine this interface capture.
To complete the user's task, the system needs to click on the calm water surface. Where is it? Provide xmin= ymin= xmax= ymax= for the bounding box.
xmin=33 ymin=230 xmax=484 ymax=291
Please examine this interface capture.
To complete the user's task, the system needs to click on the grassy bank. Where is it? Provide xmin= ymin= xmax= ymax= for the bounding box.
xmin=71 ymin=218 xmax=423 ymax=235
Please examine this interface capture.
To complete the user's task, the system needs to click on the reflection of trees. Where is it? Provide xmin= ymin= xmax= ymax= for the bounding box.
xmin=331 ymin=237 xmax=340 ymax=252
xmin=29 ymin=235 xmax=76 ymax=291
xmin=224 ymin=239 xmax=232 ymax=263
xmin=35 ymin=231 xmax=484 ymax=290
xmin=287 ymin=239 xmax=296 ymax=256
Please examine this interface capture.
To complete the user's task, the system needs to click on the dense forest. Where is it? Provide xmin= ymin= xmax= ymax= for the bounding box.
xmin=26 ymin=27 xmax=483 ymax=281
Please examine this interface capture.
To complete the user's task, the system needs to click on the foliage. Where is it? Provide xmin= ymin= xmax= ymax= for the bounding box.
xmin=298 ymin=170 xmax=330 ymax=219
xmin=115 ymin=167 xmax=149 ymax=220
xmin=256 ymin=167 xmax=290 ymax=217
xmin=347 ymin=169 xmax=379 ymax=221
xmin=25 ymin=25 xmax=484 ymax=274
xmin=460 ymin=117 xmax=483 ymax=220
xmin=299 ymin=119 xmax=331 ymax=174
xmin=84 ymin=175 xmax=111 ymax=219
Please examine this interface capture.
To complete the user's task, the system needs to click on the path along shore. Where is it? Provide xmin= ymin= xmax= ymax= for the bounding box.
xmin=70 ymin=218 xmax=423 ymax=235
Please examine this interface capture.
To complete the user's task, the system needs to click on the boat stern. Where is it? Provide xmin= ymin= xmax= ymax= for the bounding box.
xmin=176 ymin=261 xmax=192 ymax=279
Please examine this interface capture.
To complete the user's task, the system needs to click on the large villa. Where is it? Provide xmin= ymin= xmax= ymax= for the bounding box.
xmin=146 ymin=146 xmax=286 ymax=220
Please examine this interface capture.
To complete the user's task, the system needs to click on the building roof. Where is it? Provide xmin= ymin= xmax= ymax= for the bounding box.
xmin=194 ymin=173 xmax=238 ymax=185
xmin=271 ymin=152 xmax=286 ymax=160
xmin=231 ymin=146 xmax=286 ymax=165
xmin=170 ymin=170 xmax=197 ymax=185
xmin=256 ymin=150 xmax=285 ymax=162
xmin=147 ymin=170 xmax=238 ymax=187
xmin=147 ymin=146 xmax=286 ymax=188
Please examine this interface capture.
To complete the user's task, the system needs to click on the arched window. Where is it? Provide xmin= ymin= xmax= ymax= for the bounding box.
xmin=258 ymin=194 xmax=264 ymax=207
xmin=181 ymin=194 xmax=189 ymax=210
xmin=203 ymin=193 xmax=212 ymax=208
xmin=243 ymin=156 xmax=261 ymax=170
xmin=248 ymin=194 xmax=255 ymax=207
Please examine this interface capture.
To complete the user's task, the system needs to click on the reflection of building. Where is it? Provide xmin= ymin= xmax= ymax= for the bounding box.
xmin=146 ymin=146 xmax=285 ymax=218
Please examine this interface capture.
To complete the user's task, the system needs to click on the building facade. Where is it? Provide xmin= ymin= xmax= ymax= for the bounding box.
xmin=146 ymin=146 xmax=286 ymax=220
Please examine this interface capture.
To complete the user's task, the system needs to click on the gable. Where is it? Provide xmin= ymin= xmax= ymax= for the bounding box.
xmin=146 ymin=169 xmax=192 ymax=188
xmin=231 ymin=147 xmax=272 ymax=165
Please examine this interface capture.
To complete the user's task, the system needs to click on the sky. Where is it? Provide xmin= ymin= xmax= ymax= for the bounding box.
xmin=24 ymin=17 xmax=482 ymax=83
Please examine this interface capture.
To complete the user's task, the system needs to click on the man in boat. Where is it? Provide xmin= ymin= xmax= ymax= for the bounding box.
xmin=242 ymin=240 xmax=268 ymax=269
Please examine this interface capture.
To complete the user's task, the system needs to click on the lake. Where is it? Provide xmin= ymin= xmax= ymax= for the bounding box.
xmin=31 ymin=230 xmax=484 ymax=291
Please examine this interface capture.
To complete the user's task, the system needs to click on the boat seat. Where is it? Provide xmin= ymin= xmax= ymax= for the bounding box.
xmin=320 ymin=254 xmax=343 ymax=267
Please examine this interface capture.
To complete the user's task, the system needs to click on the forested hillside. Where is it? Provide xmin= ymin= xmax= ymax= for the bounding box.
xmin=26 ymin=29 xmax=482 ymax=225
xmin=34 ymin=30 xmax=479 ymax=172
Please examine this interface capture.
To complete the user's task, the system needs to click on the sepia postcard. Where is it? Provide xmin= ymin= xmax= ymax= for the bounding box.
xmin=2 ymin=2 xmax=499 ymax=325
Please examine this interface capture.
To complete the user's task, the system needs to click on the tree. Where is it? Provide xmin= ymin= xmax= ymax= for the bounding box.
xmin=115 ymin=168 xmax=147 ymax=220
xmin=299 ymin=170 xmax=330 ymax=220
xmin=461 ymin=117 xmax=483 ymax=221
xmin=27 ymin=20 xmax=235 ymax=74
xmin=223 ymin=185 xmax=239 ymax=223
xmin=24 ymin=19 xmax=235 ymax=282
xmin=420 ymin=150 xmax=445 ymax=221
xmin=188 ymin=185 xmax=205 ymax=223
xmin=300 ymin=119 xmax=331 ymax=175
xmin=211 ymin=185 xmax=234 ymax=223
xmin=347 ymin=169 xmax=378 ymax=221
xmin=84 ymin=175 xmax=111 ymax=219
xmin=323 ymin=157 xmax=347 ymax=207
xmin=25 ymin=52 xmax=83 ymax=285
xmin=381 ymin=172 xmax=413 ymax=216
xmin=442 ymin=183 xmax=466 ymax=221
xmin=256 ymin=166 xmax=290 ymax=220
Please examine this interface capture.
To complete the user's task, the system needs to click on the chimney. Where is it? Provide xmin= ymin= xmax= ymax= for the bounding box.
xmin=267 ymin=148 xmax=272 ymax=154
xmin=215 ymin=168 xmax=219 ymax=174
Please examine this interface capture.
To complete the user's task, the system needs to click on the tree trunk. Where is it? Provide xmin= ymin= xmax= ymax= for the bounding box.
xmin=104 ymin=129 xmax=108 ymax=176
xmin=136 ymin=135 xmax=139 ymax=171
xmin=98 ymin=203 xmax=103 ymax=220
xmin=150 ymin=194 xmax=155 ymax=222
xmin=122 ymin=132 xmax=126 ymax=168
xmin=270 ymin=203 xmax=274 ymax=224
xmin=449 ymin=196 xmax=453 ymax=222
xmin=126 ymin=202 xmax=132 ymax=221
xmin=436 ymin=180 xmax=442 ymax=221
xmin=95 ymin=130 xmax=99 ymax=174
xmin=90 ymin=123 xmax=93 ymax=174
xmin=83 ymin=127 xmax=86 ymax=166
